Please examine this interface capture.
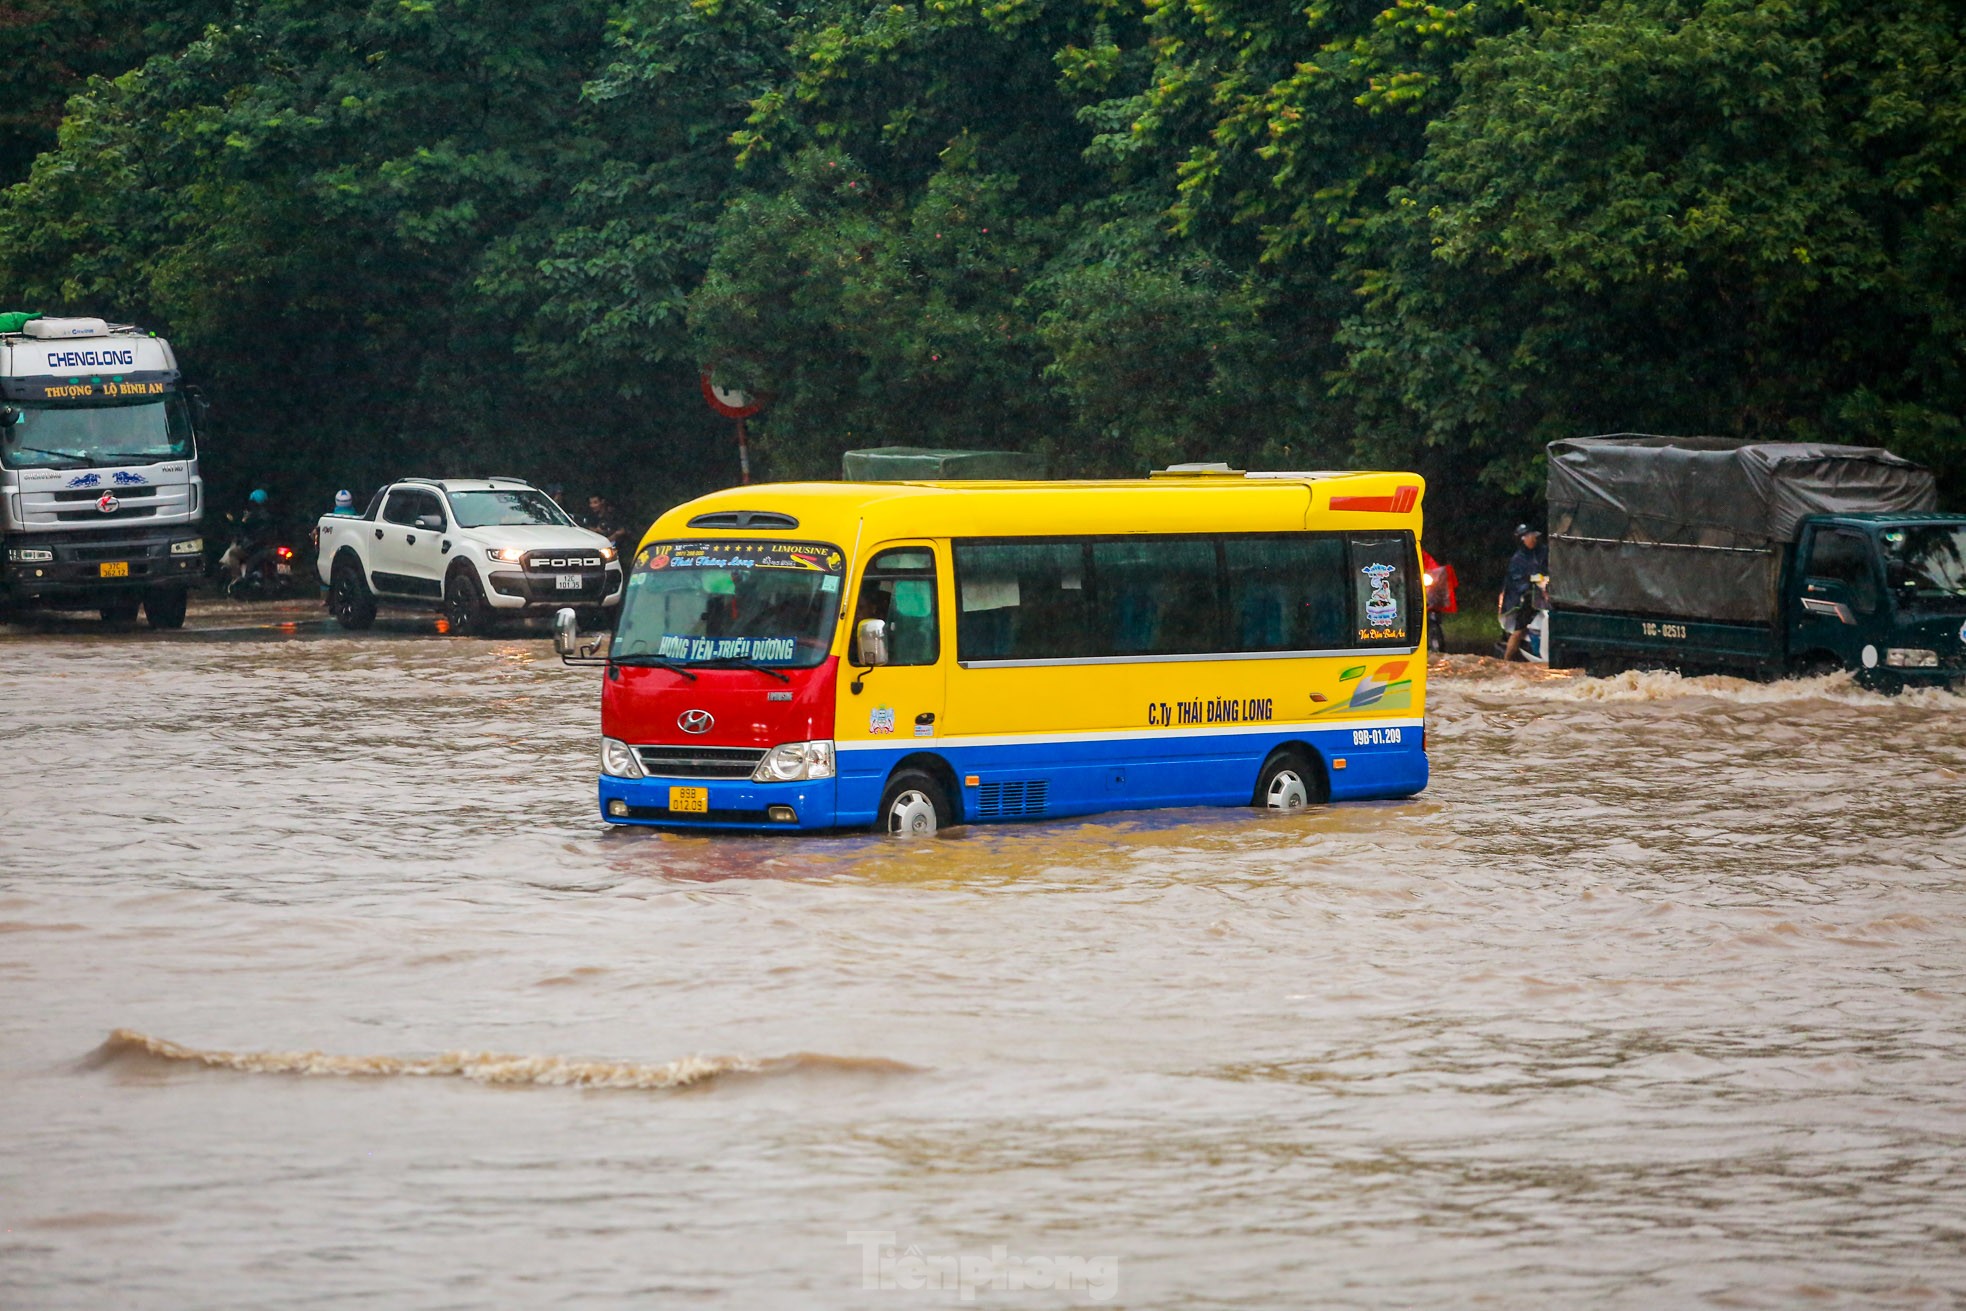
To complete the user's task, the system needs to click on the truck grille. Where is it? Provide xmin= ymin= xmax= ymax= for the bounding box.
xmin=55 ymin=505 xmax=156 ymax=522
xmin=52 ymin=485 xmax=158 ymax=502
xmin=633 ymin=745 xmax=767 ymax=779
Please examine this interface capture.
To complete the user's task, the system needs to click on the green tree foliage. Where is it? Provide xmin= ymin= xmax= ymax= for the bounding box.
xmin=1343 ymin=0 xmax=1966 ymax=499
xmin=0 ymin=0 xmax=1959 ymax=550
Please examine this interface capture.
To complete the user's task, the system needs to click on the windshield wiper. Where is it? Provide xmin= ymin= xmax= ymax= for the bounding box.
xmin=609 ymin=653 xmax=699 ymax=680
xmin=95 ymin=452 xmax=170 ymax=465
xmin=8 ymin=445 xmax=91 ymax=465
xmin=688 ymin=657 xmax=792 ymax=683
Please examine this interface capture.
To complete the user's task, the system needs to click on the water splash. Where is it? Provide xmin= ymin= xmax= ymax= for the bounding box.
xmin=90 ymin=1029 xmax=916 ymax=1090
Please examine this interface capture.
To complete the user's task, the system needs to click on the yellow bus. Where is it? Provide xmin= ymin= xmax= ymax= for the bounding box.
xmin=566 ymin=469 xmax=1428 ymax=832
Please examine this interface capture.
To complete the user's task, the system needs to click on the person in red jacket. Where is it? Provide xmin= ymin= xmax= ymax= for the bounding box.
xmin=1422 ymin=549 xmax=1458 ymax=653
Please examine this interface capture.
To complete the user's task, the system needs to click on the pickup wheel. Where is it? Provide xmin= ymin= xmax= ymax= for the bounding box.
xmin=328 ymin=556 xmax=377 ymax=630
xmin=444 ymin=564 xmax=495 ymax=635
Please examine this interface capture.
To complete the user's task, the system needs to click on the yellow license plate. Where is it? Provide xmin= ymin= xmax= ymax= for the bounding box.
xmin=668 ymin=786 xmax=709 ymax=814
xmin=99 ymin=561 xmax=129 ymax=578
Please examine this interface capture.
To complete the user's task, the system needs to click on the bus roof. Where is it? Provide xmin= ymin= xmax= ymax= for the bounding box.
xmin=642 ymin=471 xmax=1425 ymax=552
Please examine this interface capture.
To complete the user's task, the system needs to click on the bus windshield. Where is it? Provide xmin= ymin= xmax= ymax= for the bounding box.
xmin=613 ymin=540 xmax=846 ymax=668
xmin=1882 ymin=523 xmax=1966 ymax=612
xmin=0 ymin=395 xmax=194 ymax=470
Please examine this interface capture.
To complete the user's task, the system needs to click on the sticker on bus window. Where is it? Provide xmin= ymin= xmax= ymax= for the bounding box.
xmin=1351 ymin=538 xmax=1409 ymax=642
xmin=643 ymin=542 xmax=843 ymax=574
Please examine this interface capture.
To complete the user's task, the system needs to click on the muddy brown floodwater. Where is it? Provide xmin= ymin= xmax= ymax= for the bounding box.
xmin=3 ymin=613 xmax=1965 ymax=1309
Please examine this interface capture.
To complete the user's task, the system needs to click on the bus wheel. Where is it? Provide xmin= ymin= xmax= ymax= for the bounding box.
xmin=1254 ymin=749 xmax=1318 ymax=811
xmin=880 ymin=769 xmax=950 ymax=837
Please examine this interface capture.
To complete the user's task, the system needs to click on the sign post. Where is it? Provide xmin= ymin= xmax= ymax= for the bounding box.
xmin=700 ymin=372 xmax=766 ymax=485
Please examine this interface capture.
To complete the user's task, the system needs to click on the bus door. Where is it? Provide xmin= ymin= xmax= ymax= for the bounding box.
xmin=843 ymin=541 xmax=948 ymax=756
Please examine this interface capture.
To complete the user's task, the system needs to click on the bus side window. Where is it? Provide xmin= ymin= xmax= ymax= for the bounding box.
xmin=855 ymin=548 xmax=939 ymax=665
xmin=1091 ymin=538 xmax=1221 ymax=656
xmin=954 ymin=541 xmax=1090 ymax=661
xmin=1223 ymin=536 xmax=1349 ymax=651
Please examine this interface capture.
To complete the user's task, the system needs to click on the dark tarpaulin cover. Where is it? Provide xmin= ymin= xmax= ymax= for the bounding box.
xmin=1547 ymin=434 xmax=1935 ymax=624
xmin=841 ymin=447 xmax=1045 ymax=481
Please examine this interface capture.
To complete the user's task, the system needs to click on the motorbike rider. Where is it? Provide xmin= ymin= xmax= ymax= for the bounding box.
xmin=1499 ymin=524 xmax=1548 ymax=662
xmin=220 ymin=488 xmax=279 ymax=588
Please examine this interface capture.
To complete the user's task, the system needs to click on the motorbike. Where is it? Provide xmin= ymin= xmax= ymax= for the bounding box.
xmin=216 ymin=513 xmax=304 ymax=600
xmin=1495 ymin=572 xmax=1550 ymax=663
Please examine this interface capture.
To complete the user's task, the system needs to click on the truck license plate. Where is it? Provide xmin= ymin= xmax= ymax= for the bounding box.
xmin=555 ymin=573 xmax=583 ymax=591
xmin=669 ymin=786 xmax=709 ymax=814
xmin=99 ymin=561 xmax=129 ymax=578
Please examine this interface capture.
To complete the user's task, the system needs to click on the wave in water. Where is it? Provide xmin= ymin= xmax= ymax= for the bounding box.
xmin=90 ymin=1029 xmax=916 ymax=1090
xmin=1433 ymin=655 xmax=1965 ymax=709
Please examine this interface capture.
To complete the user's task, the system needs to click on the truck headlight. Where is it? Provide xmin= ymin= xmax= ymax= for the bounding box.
xmin=601 ymin=737 xmax=644 ymax=778
xmin=1885 ymin=647 xmax=1939 ymax=669
xmin=7 ymin=548 xmax=54 ymax=563
xmin=752 ymin=740 xmax=835 ymax=782
xmin=487 ymin=547 xmax=525 ymax=563
xmin=170 ymin=537 xmax=203 ymax=555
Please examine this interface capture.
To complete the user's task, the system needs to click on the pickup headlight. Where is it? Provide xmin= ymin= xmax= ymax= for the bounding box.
xmin=601 ymin=737 xmax=644 ymax=778
xmin=487 ymin=546 xmax=525 ymax=564
xmin=1885 ymin=647 xmax=1939 ymax=669
xmin=7 ymin=547 xmax=54 ymax=562
xmin=599 ymin=546 xmax=617 ymax=562
xmin=752 ymin=740 xmax=835 ymax=783
xmin=170 ymin=538 xmax=203 ymax=556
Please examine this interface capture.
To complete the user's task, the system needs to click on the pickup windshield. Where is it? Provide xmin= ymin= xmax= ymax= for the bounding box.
xmin=0 ymin=395 xmax=193 ymax=470
xmin=1882 ymin=524 xmax=1966 ymax=612
xmin=446 ymin=488 xmax=572 ymax=528
xmin=613 ymin=540 xmax=846 ymax=668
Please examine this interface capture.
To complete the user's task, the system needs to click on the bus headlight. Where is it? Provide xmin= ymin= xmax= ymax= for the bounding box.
xmin=601 ymin=737 xmax=645 ymax=778
xmin=1885 ymin=648 xmax=1939 ymax=669
xmin=752 ymin=740 xmax=835 ymax=782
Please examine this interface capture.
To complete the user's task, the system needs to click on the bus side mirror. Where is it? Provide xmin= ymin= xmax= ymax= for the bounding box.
xmin=855 ymin=618 xmax=890 ymax=667
xmin=0 ymin=405 xmax=18 ymax=428
xmin=553 ymin=607 xmax=579 ymax=656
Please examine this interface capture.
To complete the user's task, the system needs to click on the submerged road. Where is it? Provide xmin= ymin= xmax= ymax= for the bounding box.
xmin=3 ymin=611 xmax=1964 ymax=1308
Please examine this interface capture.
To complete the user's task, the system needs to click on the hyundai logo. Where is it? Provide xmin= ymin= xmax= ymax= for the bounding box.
xmin=678 ymin=709 xmax=714 ymax=734
xmin=97 ymin=492 xmax=120 ymax=514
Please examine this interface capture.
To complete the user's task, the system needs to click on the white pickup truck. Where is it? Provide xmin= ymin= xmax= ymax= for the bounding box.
xmin=317 ymin=477 xmax=624 ymax=633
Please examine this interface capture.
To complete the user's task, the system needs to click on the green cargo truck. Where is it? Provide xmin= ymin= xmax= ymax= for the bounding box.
xmin=1546 ymin=435 xmax=1966 ymax=689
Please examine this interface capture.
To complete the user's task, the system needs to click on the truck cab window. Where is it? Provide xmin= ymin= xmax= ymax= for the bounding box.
xmin=1807 ymin=530 xmax=1879 ymax=614
xmin=854 ymin=548 xmax=939 ymax=666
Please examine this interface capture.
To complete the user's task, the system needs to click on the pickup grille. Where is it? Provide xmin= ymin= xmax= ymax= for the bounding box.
xmin=524 ymin=550 xmax=606 ymax=571
xmin=634 ymin=745 xmax=767 ymax=779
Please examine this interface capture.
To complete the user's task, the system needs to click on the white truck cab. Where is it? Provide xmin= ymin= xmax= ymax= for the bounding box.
xmin=1 ymin=315 xmax=206 ymax=627
xmin=317 ymin=477 xmax=623 ymax=632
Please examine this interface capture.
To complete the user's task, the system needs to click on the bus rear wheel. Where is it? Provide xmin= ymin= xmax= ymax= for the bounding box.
xmin=1254 ymin=749 xmax=1321 ymax=812
xmin=879 ymin=769 xmax=951 ymax=837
